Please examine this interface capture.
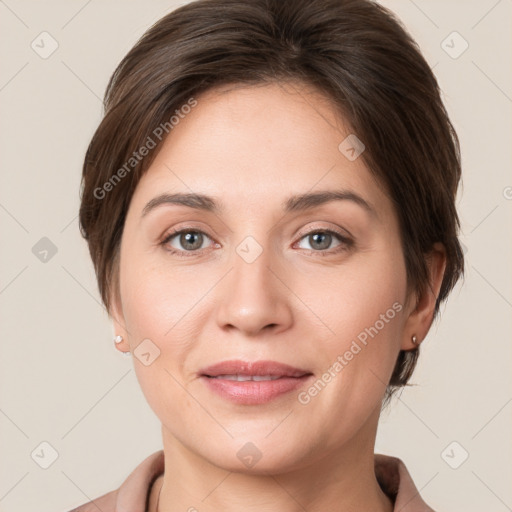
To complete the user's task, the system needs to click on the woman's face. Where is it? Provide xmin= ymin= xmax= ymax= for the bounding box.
xmin=113 ymin=81 xmax=414 ymax=472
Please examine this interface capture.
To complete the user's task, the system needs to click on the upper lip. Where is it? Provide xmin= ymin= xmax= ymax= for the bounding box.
xmin=200 ymin=359 xmax=312 ymax=378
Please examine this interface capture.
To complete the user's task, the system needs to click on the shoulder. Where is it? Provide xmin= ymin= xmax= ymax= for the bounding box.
xmin=65 ymin=450 xmax=165 ymax=512
xmin=374 ymin=453 xmax=437 ymax=512
xmin=66 ymin=489 xmax=118 ymax=512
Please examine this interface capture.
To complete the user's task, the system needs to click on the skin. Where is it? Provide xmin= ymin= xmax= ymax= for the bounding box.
xmin=111 ymin=80 xmax=446 ymax=512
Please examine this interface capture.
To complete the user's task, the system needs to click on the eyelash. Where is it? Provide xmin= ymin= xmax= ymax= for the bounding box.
xmin=160 ymin=226 xmax=354 ymax=258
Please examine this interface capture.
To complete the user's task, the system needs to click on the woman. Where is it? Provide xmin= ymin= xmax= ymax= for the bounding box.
xmin=70 ymin=0 xmax=464 ymax=510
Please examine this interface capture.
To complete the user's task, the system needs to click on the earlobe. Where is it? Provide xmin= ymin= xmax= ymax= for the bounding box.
xmin=401 ymin=243 xmax=447 ymax=350
xmin=109 ymin=288 xmax=130 ymax=352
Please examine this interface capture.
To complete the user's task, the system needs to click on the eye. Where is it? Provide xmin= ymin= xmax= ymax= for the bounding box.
xmin=161 ymin=228 xmax=215 ymax=256
xmin=295 ymin=229 xmax=353 ymax=255
xmin=160 ymin=227 xmax=353 ymax=257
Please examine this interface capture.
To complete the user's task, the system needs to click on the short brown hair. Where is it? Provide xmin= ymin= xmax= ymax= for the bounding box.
xmin=79 ymin=0 xmax=464 ymax=400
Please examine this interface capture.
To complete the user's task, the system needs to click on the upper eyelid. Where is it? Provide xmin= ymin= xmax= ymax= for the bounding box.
xmin=295 ymin=223 xmax=353 ymax=240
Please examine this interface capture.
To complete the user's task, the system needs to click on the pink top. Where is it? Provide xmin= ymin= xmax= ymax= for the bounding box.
xmin=66 ymin=450 xmax=436 ymax=512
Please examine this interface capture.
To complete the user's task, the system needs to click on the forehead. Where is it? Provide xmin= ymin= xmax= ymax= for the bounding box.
xmin=129 ymin=81 xmax=393 ymax=221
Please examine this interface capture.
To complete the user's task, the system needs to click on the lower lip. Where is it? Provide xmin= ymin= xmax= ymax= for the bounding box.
xmin=200 ymin=375 xmax=313 ymax=405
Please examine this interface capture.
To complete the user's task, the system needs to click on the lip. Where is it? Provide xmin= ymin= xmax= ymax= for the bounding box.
xmin=199 ymin=359 xmax=314 ymax=405
xmin=200 ymin=359 xmax=311 ymax=378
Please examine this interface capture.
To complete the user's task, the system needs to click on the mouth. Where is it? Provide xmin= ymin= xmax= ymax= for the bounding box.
xmin=199 ymin=359 xmax=314 ymax=404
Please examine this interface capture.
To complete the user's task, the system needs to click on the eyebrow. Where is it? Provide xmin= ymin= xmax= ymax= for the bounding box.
xmin=141 ymin=190 xmax=376 ymax=218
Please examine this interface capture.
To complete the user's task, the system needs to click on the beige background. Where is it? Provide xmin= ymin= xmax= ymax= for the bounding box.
xmin=0 ymin=1 xmax=511 ymax=511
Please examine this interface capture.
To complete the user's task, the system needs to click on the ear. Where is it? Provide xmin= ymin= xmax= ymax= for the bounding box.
xmin=109 ymin=284 xmax=131 ymax=354
xmin=401 ymin=242 xmax=447 ymax=350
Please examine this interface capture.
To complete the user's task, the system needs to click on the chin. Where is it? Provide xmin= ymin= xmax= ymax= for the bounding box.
xmin=192 ymin=430 xmax=314 ymax=475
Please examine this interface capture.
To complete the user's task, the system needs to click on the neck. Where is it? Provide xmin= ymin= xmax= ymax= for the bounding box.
xmin=151 ymin=409 xmax=393 ymax=512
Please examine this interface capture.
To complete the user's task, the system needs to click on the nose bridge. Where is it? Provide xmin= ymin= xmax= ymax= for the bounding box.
xmin=215 ymin=233 xmax=292 ymax=336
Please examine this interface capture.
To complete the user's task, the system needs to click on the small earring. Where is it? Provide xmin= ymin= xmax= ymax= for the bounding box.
xmin=114 ymin=335 xmax=123 ymax=344
xmin=412 ymin=335 xmax=418 ymax=345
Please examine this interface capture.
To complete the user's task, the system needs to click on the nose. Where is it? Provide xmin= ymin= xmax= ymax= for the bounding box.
xmin=215 ymin=243 xmax=293 ymax=337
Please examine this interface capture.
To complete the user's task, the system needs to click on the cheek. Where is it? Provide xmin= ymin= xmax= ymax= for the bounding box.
xmin=120 ymin=249 xmax=209 ymax=344
xmin=295 ymin=239 xmax=406 ymax=349
xmin=119 ymin=257 xmax=206 ymax=421
xmin=294 ymin=244 xmax=406 ymax=423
